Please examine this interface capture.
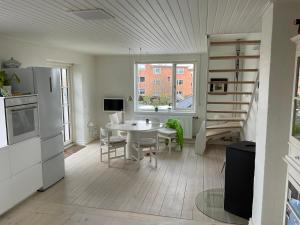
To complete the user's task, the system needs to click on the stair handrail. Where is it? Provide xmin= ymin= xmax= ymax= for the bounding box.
xmin=243 ymin=73 xmax=259 ymax=127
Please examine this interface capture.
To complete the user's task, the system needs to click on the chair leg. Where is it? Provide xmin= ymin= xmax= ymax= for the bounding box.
xmin=157 ymin=136 xmax=160 ymax=152
xmin=124 ymin=146 xmax=126 ymax=164
xmin=108 ymin=149 xmax=111 ymax=168
xmin=149 ymin=147 xmax=152 ymax=162
xmin=137 ymin=147 xmax=140 ymax=168
xmin=100 ymin=146 xmax=103 ymax=162
xmin=155 ymin=143 xmax=158 ymax=168
xmin=169 ymin=137 xmax=171 ymax=153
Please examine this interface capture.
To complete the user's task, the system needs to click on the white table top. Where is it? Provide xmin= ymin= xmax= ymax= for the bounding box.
xmin=106 ymin=120 xmax=163 ymax=132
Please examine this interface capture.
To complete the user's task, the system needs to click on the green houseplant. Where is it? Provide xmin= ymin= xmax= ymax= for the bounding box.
xmin=165 ymin=118 xmax=184 ymax=150
xmin=0 ymin=70 xmax=20 ymax=96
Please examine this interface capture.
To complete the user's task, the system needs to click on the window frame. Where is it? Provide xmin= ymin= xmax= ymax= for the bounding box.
xmin=134 ymin=61 xmax=197 ymax=114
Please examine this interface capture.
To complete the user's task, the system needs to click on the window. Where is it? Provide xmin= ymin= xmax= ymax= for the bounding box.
xmin=140 ymin=77 xmax=145 ymax=82
xmin=135 ymin=63 xmax=195 ymax=112
xmin=153 ymin=67 xmax=161 ymax=74
xmin=176 ymin=80 xmax=183 ymax=85
xmin=60 ymin=68 xmax=72 ymax=145
xmin=176 ymin=68 xmax=184 ymax=74
xmin=138 ymin=89 xmax=145 ymax=95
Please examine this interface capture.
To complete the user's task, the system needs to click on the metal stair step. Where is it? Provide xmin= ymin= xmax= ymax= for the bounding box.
xmin=208 ymin=91 xmax=252 ymax=95
xmin=206 ymin=122 xmax=242 ymax=130
xmin=207 ymin=101 xmax=250 ymax=105
xmin=207 ymin=118 xmax=245 ymax=122
xmin=207 ymin=110 xmax=247 ymax=114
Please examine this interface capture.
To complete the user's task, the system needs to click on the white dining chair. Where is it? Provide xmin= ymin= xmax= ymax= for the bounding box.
xmin=99 ymin=127 xmax=127 ymax=167
xmin=158 ymin=127 xmax=177 ymax=153
xmin=132 ymin=130 xmax=158 ymax=168
xmin=109 ymin=112 xmax=127 ymax=137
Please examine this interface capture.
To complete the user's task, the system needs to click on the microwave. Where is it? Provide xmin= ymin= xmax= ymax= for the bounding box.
xmin=286 ymin=177 xmax=300 ymax=225
xmin=0 ymin=95 xmax=39 ymax=147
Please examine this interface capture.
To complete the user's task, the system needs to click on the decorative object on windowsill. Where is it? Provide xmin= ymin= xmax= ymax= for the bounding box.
xmin=127 ymin=96 xmax=133 ymax=102
xmin=155 ymin=106 xmax=158 ymax=112
xmin=146 ymin=118 xmax=149 ymax=124
xmin=168 ymin=103 xmax=172 ymax=111
xmin=165 ymin=118 xmax=184 ymax=151
xmin=2 ymin=57 xmax=21 ymax=68
xmin=210 ymin=78 xmax=228 ymax=94
xmin=294 ymin=19 xmax=300 ymax=34
xmin=0 ymin=70 xmax=21 ymax=96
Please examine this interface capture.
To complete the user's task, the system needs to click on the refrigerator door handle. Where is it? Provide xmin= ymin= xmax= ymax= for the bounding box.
xmin=49 ymin=77 xmax=52 ymax=92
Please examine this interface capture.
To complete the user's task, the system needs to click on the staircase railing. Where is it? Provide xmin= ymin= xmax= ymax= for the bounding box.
xmin=243 ymin=73 xmax=259 ymax=127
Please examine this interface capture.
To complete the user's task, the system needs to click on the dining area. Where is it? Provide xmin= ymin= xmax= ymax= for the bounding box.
xmin=100 ymin=112 xmax=179 ymax=168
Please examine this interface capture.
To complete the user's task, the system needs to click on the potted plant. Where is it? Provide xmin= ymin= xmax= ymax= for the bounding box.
xmin=0 ymin=70 xmax=20 ymax=96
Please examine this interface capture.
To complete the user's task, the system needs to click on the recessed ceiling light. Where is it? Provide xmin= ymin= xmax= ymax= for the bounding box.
xmin=70 ymin=9 xmax=114 ymax=20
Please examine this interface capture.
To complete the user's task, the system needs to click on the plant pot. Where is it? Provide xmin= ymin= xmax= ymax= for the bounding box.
xmin=2 ymin=85 xmax=12 ymax=96
xmin=155 ymin=107 xmax=158 ymax=112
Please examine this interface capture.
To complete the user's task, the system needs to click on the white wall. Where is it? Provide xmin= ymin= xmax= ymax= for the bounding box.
xmin=251 ymin=2 xmax=300 ymax=225
xmin=95 ymin=54 xmax=202 ymax=135
xmin=0 ymin=36 xmax=97 ymax=145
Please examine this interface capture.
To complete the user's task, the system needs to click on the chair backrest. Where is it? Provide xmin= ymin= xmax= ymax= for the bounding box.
xmin=150 ymin=117 xmax=160 ymax=125
xmin=100 ymin=127 xmax=112 ymax=142
xmin=109 ymin=113 xmax=120 ymax=124
xmin=109 ymin=112 xmax=124 ymax=124
xmin=139 ymin=130 xmax=158 ymax=139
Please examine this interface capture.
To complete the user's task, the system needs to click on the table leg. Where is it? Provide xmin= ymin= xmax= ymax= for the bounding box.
xmin=126 ymin=131 xmax=144 ymax=160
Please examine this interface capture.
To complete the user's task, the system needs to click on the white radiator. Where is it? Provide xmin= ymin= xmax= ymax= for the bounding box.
xmin=134 ymin=114 xmax=193 ymax=139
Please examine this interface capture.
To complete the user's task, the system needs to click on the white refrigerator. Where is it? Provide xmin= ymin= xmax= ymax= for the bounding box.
xmin=5 ymin=67 xmax=65 ymax=190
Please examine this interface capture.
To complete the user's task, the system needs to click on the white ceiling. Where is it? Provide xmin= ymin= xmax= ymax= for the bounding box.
xmin=0 ymin=0 xmax=271 ymax=55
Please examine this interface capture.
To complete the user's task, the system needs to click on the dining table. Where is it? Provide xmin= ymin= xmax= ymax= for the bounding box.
xmin=106 ymin=120 xmax=163 ymax=159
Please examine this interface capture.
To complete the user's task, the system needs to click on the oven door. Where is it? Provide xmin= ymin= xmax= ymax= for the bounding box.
xmin=6 ymin=103 xmax=39 ymax=145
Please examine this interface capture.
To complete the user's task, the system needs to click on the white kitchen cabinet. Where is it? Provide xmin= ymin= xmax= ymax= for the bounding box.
xmin=10 ymin=137 xmax=41 ymax=175
xmin=0 ymin=179 xmax=12 ymax=215
xmin=0 ymin=147 xmax=11 ymax=182
xmin=0 ymin=137 xmax=42 ymax=216
xmin=11 ymin=163 xmax=42 ymax=205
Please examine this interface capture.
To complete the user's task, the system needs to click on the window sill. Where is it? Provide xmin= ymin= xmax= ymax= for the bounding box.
xmin=134 ymin=110 xmax=196 ymax=116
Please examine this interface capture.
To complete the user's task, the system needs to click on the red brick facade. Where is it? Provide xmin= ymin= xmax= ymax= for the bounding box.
xmin=137 ymin=64 xmax=193 ymax=98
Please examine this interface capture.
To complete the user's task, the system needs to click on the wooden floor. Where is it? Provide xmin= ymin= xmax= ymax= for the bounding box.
xmin=0 ymin=142 xmax=228 ymax=225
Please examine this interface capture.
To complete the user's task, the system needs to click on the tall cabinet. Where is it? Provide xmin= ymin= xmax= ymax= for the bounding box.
xmin=284 ymin=35 xmax=300 ymax=225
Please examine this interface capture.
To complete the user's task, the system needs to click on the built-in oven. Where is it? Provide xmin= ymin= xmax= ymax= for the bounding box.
xmin=286 ymin=176 xmax=300 ymax=225
xmin=5 ymin=95 xmax=39 ymax=145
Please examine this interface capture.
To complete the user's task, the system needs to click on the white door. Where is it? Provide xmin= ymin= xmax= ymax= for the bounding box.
xmin=60 ymin=68 xmax=73 ymax=145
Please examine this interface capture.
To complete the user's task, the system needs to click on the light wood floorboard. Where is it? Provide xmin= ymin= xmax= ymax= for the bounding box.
xmin=0 ymin=141 xmax=228 ymax=225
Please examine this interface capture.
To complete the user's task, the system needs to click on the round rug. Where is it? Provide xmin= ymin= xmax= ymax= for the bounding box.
xmin=195 ymin=188 xmax=248 ymax=225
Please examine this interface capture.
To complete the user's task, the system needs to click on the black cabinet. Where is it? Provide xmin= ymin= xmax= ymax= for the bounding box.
xmin=224 ymin=141 xmax=256 ymax=219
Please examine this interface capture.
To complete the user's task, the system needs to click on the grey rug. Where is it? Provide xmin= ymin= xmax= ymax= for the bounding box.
xmin=195 ymin=188 xmax=248 ymax=225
